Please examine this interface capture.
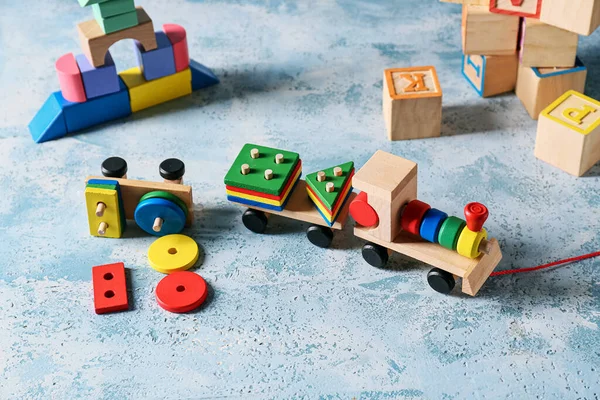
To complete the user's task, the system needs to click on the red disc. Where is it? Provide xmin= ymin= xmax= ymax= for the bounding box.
xmin=349 ymin=192 xmax=379 ymax=227
xmin=400 ymin=200 xmax=431 ymax=236
xmin=156 ymin=271 xmax=208 ymax=313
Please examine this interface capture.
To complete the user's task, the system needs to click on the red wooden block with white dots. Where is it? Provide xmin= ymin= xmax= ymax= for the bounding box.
xmin=92 ymin=262 xmax=129 ymax=314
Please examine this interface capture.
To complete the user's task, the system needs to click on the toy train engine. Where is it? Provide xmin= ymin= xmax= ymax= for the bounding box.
xmin=349 ymin=150 xmax=502 ymax=296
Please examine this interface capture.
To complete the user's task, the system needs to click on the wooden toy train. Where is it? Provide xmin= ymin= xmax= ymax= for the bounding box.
xmin=84 ymin=146 xmax=503 ymax=297
xmin=224 ymin=144 xmax=503 ymax=297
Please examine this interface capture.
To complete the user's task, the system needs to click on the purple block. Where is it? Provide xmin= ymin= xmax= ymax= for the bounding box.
xmin=75 ymin=52 xmax=120 ymax=99
xmin=134 ymin=32 xmax=176 ymax=81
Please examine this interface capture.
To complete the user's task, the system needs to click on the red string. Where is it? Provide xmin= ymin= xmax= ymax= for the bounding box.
xmin=490 ymin=250 xmax=600 ymax=277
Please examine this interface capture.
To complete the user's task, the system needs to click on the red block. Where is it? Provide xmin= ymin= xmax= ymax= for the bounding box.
xmin=55 ymin=53 xmax=87 ymax=103
xmin=163 ymin=24 xmax=190 ymax=72
xmin=349 ymin=191 xmax=379 ymax=228
xmin=92 ymin=262 xmax=129 ymax=314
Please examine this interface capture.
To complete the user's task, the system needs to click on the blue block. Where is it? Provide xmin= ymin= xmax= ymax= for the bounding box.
xmin=134 ymin=32 xmax=176 ymax=81
xmin=76 ymin=52 xmax=120 ymax=99
xmin=59 ymin=77 xmax=132 ymax=132
xmin=189 ymin=59 xmax=220 ymax=90
xmin=29 ymin=94 xmax=68 ymax=143
xmin=419 ymin=208 xmax=448 ymax=243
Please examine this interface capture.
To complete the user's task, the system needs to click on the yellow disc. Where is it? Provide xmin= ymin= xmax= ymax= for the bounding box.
xmin=456 ymin=227 xmax=487 ymax=259
xmin=148 ymin=234 xmax=199 ymax=274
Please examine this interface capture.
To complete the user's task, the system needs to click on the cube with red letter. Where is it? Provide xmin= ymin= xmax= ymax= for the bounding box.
xmin=489 ymin=0 xmax=542 ymax=18
xmin=382 ymin=66 xmax=442 ymax=141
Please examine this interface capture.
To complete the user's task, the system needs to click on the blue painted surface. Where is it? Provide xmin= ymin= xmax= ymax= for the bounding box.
xmin=419 ymin=208 xmax=448 ymax=243
xmin=134 ymin=197 xmax=187 ymax=236
xmin=532 ymin=56 xmax=587 ymax=78
xmin=76 ymin=52 xmax=120 ymax=99
xmin=27 ymin=93 xmax=68 ymax=142
xmin=2 ymin=0 xmax=600 ymax=398
xmin=190 ymin=59 xmax=221 ymax=90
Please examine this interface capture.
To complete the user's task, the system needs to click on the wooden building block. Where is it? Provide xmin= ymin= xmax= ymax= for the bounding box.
xmin=78 ymin=7 xmax=157 ymax=67
xmin=535 ymin=91 xmax=600 ymax=176
xmin=76 ymin=51 xmax=120 ymax=99
xmin=94 ymin=8 xmax=139 ymax=35
xmin=92 ymin=0 xmax=135 ymax=18
xmin=540 ymin=0 xmax=600 ymax=36
xmin=55 ymin=53 xmax=87 ymax=103
xmin=163 ymin=24 xmax=190 ymax=72
xmin=352 ymin=151 xmax=418 ymax=242
xmin=519 ymin=19 xmax=579 ymax=68
xmin=119 ymin=66 xmax=191 ymax=112
xmin=440 ymin=0 xmax=490 ymax=4
xmin=28 ymin=94 xmax=68 ymax=143
xmin=516 ymin=59 xmax=587 ymax=119
xmin=85 ymin=186 xmax=123 ymax=238
xmin=462 ymin=53 xmax=518 ymax=97
xmin=92 ymin=262 xmax=129 ymax=314
xmin=134 ymin=31 xmax=176 ymax=81
xmin=462 ymin=5 xmax=520 ymax=55
xmin=489 ymin=0 xmax=542 ymax=18
xmin=382 ymin=66 xmax=442 ymax=141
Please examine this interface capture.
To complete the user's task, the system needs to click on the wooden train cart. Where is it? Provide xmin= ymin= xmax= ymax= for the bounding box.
xmin=354 ymin=227 xmax=502 ymax=296
xmin=349 ymin=150 xmax=503 ymax=296
xmin=85 ymin=157 xmax=193 ymax=238
xmin=230 ymin=179 xmax=357 ymax=248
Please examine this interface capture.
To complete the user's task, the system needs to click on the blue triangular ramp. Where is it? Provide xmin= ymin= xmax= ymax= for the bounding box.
xmin=28 ymin=93 xmax=68 ymax=143
xmin=190 ymin=60 xmax=219 ymax=90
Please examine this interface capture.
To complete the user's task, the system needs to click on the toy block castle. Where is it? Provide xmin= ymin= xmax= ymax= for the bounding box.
xmin=29 ymin=1 xmax=220 ymax=143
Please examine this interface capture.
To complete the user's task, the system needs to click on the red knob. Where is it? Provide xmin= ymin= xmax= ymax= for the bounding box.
xmin=464 ymin=202 xmax=488 ymax=232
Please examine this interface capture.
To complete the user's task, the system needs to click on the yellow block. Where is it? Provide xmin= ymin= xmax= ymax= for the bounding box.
xmin=457 ymin=227 xmax=487 ymax=259
xmin=148 ymin=234 xmax=199 ymax=274
xmin=119 ymin=67 xmax=192 ymax=113
xmin=226 ymin=167 xmax=302 ymax=207
xmin=541 ymin=90 xmax=600 ymax=135
xmin=85 ymin=187 xmax=123 ymax=238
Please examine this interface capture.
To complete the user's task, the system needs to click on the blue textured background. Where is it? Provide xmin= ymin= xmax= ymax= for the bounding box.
xmin=1 ymin=0 xmax=600 ymax=398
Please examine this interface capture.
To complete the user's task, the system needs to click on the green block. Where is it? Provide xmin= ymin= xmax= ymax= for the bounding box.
xmin=92 ymin=0 xmax=136 ymax=19
xmin=224 ymin=143 xmax=300 ymax=195
xmin=306 ymin=161 xmax=354 ymax=210
xmin=95 ymin=8 xmax=139 ymax=34
xmin=438 ymin=216 xmax=466 ymax=251
xmin=78 ymin=0 xmax=110 ymax=7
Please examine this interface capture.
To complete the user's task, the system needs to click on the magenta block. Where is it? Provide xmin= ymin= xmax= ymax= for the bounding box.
xmin=76 ymin=52 xmax=120 ymax=99
xmin=134 ymin=31 xmax=176 ymax=81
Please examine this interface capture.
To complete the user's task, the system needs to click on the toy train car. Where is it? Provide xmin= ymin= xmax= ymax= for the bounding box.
xmin=225 ymin=145 xmax=503 ymax=296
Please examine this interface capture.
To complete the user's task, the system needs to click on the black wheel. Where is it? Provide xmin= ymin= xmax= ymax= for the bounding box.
xmin=101 ymin=157 xmax=128 ymax=178
xmin=306 ymin=225 xmax=334 ymax=248
xmin=160 ymin=158 xmax=185 ymax=181
xmin=427 ymin=268 xmax=456 ymax=294
xmin=362 ymin=242 xmax=389 ymax=268
xmin=242 ymin=209 xmax=268 ymax=233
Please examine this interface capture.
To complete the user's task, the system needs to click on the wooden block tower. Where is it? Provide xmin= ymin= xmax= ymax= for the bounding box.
xmin=444 ymin=0 xmax=597 ymax=120
xmin=382 ymin=66 xmax=442 ymax=141
xmin=28 ymin=1 xmax=220 ymax=144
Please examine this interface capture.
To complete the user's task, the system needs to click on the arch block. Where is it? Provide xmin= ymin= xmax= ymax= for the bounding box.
xmin=77 ymin=6 xmax=157 ymax=67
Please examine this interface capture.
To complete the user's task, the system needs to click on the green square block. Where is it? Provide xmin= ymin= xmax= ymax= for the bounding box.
xmin=95 ymin=8 xmax=139 ymax=34
xmin=78 ymin=0 xmax=110 ymax=7
xmin=224 ymin=143 xmax=300 ymax=195
xmin=93 ymin=0 xmax=136 ymax=19
xmin=306 ymin=161 xmax=354 ymax=209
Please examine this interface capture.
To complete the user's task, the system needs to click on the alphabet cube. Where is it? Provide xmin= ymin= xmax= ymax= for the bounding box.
xmin=540 ymin=0 xmax=600 ymax=36
xmin=352 ymin=150 xmax=418 ymax=242
xmin=440 ymin=0 xmax=489 ymax=4
xmin=519 ymin=19 xmax=578 ymax=68
xmin=382 ymin=66 xmax=442 ymax=141
xmin=462 ymin=53 xmax=517 ymax=97
xmin=489 ymin=0 xmax=542 ymax=18
xmin=516 ymin=59 xmax=587 ymax=119
xmin=462 ymin=5 xmax=520 ymax=55
xmin=535 ymin=91 xmax=600 ymax=176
